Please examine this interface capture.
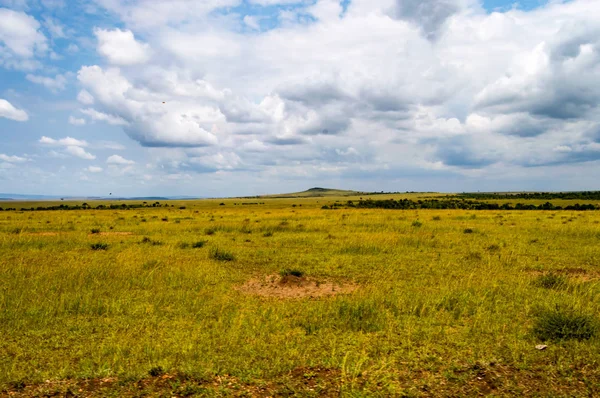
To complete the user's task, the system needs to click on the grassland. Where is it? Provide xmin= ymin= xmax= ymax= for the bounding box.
xmin=1 ymin=194 xmax=600 ymax=397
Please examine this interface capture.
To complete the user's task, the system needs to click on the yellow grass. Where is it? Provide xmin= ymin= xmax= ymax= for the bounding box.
xmin=1 ymin=197 xmax=600 ymax=396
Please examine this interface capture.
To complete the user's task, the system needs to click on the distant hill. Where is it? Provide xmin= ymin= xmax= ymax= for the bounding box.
xmin=253 ymin=187 xmax=360 ymax=198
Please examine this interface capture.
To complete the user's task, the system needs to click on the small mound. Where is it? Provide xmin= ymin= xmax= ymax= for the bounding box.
xmin=237 ymin=274 xmax=358 ymax=299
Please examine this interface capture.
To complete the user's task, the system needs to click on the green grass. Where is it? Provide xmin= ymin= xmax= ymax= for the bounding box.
xmin=1 ymin=196 xmax=600 ymax=396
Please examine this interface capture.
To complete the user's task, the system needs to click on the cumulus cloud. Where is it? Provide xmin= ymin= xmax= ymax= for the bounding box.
xmin=94 ymin=28 xmax=151 ymax=65
xmin=85 ymin=166 xmax=103 ymax=173
xmin=65 ymin=146 xmax=95 ymax=160
xmin=61 ymin=0 xmax=600 ymax=190
xmin=0 ymin=8 xmax=48 ymax=70
xmin=0 ymin=99 xmax=28 ymax=121
xmin=107 ymin=154 xmax=134 ymax=165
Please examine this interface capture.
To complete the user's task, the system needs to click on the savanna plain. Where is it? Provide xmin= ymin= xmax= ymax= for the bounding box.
xmin=2 ymin=193 xmax=600 ymax=397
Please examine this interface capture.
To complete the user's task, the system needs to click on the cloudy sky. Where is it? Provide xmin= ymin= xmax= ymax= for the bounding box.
xmin=1 ymin=0 xmax=599 ymax=197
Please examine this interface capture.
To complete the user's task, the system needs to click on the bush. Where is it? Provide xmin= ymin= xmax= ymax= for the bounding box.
xmin=148 ymin=366 xmax=164 ymax=377
xmin=533 ymin=306 xmax=597 ymax=341
xmin=263 ymin=231 xmax=273 ymax=237
xmin=90 ymin=243 xmax=108 ymax=251
xmin=432 ymin=216 xmax=441 ymax=221
xmin=535 ymin=273 xmax=568 ymax=290
xmin=205 ymin=227 xmax=216 ymax=236
xmin=90 ymin=228 xmax=101 ymax=234
xmin=192 ymin=241 xmax=207 ymax=248
xmin=280 ymin=268 xmax=304 ymax=278
xmin=412 ymin=220 xmax=422 ymax=227
xmin=210 ymin=248 xmax=235 ymax=262
xmin=464 ymin=228 xmax=474 ymax=234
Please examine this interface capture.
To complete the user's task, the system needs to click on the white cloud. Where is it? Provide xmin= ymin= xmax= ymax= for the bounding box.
xmin=85 ymin=166 xmax=103 ymax=173
xmin=80 ymin=108 xmax=129 ymax=125
xmin=52 ymin=0 xmax=600 ymax=192
xmin=77 ymin=89 xmax=94 ymax=105
xmin=93 ymin=0 xmax=239 ymax=29
xmin=42 ymin=16 xmax=66 ymax=39
xmin=107 ymin=154 xmax=135 ymax=165
xmin=0 ymin=153 xmax=28 ymax=162
xmin=66 ymin=43 xmax=79 ymax=53
xmin=243 ymin=16 xmax=261 ymax=30
xmin=39 ymin=136 xmax=88 ymax=147
xmin=68 ymin=116 xmax=86 ymax=125
xmin=26 ymin=73 xmax=67 ymax=92
xmin=0 ymin=98 xmax=28 ymax=121
xmin=65 ymin=145 xmax=95 ymax=160
xmin=0 ymin=8 xmax=47 ymax=69
xmin=94 ymin=28 xmax=151 ymax=65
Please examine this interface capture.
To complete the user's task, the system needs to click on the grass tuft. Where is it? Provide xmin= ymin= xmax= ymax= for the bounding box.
xmin=535 ymin=273 xmax=568 ymax=290
xmin=533 ymin=306 xmax=597 ymax=341
xmin=90 ymin=243 xmax=108 ymax=251
xmin=210 ymin=248 xmax=235 ymax=262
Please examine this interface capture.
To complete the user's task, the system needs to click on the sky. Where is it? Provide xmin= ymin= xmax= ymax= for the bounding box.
xmin=1 ymin=0 xmax=599 ymax=197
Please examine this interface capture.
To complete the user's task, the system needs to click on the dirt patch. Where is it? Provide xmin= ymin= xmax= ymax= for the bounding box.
xmin=237 ymin=274 xmax=358 ymax=299
xmin=88 ymin=232 xmax=134 ymax=236
xmin=1 ymin=368 xmax=344 ymax=398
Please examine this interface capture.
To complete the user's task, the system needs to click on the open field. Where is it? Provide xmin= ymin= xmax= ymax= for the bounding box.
xmin=2 ymin=194 xmax=600 ymax=396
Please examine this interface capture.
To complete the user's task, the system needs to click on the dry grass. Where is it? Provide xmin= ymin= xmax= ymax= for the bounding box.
xmin=1 ymin=194 xmax=600 ymax=396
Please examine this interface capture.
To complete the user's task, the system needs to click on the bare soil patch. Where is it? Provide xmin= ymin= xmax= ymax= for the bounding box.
xmin=237 ymin=274 xmax=358 ymax=299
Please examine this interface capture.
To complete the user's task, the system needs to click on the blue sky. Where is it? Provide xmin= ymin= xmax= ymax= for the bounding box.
xmin=1 ymin=0 xmax=599 ymax=197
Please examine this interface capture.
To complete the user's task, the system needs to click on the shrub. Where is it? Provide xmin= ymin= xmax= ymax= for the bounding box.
xmin=432 ymin=216 xmax=441 ymax=221
xmin=263 ymin=231 xmax=273 ymax=237
xmin=148 ymin=366 xmax=164 ymax=377
xmin=192 ymin=241 xmax=207 ymax=248
xmin=141 ymin=237 xmax=162 ymax=246
xmin=486 ymin=244 xmax=501 ymax=252
xmin=535 ymin=273 xmax=568 ymax=290
xmin=533 ymin=306 xmax=597 ymax=341
xmin=280 ymin=268 xmax=304 ymax=278
xmin=210 ymin=248 xmax=235 ymax=262
xmin=412 ymin=220 xmax=422 ymax=227
xmin=90 ymin=228 xmax=101 ymax=234
xmin=90 ymin=243 xmax=108 ymax=251
xmin=205 ymin=227 xmax=216 ymax=236
xmin=464 ymin=228 xmax=474 ymax=234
